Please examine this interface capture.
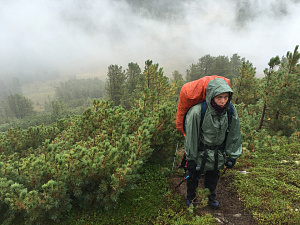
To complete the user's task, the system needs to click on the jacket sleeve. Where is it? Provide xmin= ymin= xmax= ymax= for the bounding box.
xmin=225 ymin=104 xmax=242 ymax=159
xmin=184 ymin=104 xmax=201 ymax=161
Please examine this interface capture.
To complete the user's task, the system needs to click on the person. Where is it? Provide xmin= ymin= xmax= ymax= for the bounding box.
xmin=184 ymin=78 xmax=242 ymax=208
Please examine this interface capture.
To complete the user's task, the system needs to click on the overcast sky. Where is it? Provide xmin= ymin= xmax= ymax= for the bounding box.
xmin=1 ymin=0 xmax=299 ymax=80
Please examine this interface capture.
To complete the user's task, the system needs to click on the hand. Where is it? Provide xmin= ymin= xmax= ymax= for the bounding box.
xmin=225 ymin=158 xmax=236 ymax=168
xmin=187 ymin=160 xmax=196 ymax=173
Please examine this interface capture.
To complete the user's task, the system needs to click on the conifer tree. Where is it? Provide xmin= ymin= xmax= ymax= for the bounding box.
xmin=170 ymin=70 xmax=185 ymax=102
xmin=285 ymin=45 xmax=300 ymax=74
xmin=256 ymin=46 xmax=299 ymax=134
xmin=230 ymin=53 xmax=245 ymax=78
xmin=50 ymin=100 xmax=66 ymax=116
xmin=267 ymin=45 xmax=300 ymax=134
xmin=212 ymin=55 xmax=232 ymax=78
xmin=126 ymin=62 xmax=142 ymax=94
xmin=185 ymin=54 xmax=244 ymax=82
xmin=2 ymin=94 xmax=36 ymax=119
xmin=105 ymin=65 xmax=126 ymax=106
xmin=196 ymin=54 xmax=214 ymax=78
xmin=55 ymin=78 xmax=105 ymax=102
xmin=185 ymin=63 xmax=200 ymax=82
xmin=257 ymin=56 xmax=281 ymax=131
xmin=232 ymin=61 xmax=258 ymax=105
xmin=120 ymin=62 xmax=142 ymax=109
xmin=253 ymin=46 xmax=299 ymax=134
xmin=170 ymin=70 xmax=183 ymax=83
xmin=134 ymin=60 xmax=172 ymax=108
xmin=144 ymin=60 xmax=158 ymax=90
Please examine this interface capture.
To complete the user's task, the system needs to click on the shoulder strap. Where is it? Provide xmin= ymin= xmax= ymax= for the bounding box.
xmin=227 ymin=103 xmax=234 ymax=131
xmin=183 ymin=100 xmax=209 ymax=133
xmin=223 ymin=102 xmax=234 ymax=151
xmin=200 ymin=100 xmax=207 ymax=127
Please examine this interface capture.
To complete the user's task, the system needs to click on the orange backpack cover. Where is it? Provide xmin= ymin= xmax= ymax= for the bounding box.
xmin=176 ymin=75 xmax=231 ymax=136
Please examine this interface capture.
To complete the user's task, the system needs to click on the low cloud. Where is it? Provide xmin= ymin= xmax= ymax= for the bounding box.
xmin=0 ymin=0 xmax=299 ymax=81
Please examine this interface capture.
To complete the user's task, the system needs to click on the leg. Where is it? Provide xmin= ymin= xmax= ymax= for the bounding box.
xmin=204 ymin=170 xmax=220 ymax=208
xmin=186 ymin=173 xmax=199 ymax=206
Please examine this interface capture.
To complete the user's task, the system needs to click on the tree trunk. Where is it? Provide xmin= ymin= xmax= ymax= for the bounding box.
xmin=257 ymin=102 xmax=266 ymax=131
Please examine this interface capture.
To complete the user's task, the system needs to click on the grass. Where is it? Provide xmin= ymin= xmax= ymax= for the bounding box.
xmin=22 ymin=79 xmax=62 ymax=112
xmin=234 ymin=137 xmax=300 ymax=224
xmin=61 ymin=164 xmax=216 ymax=225
xmin=22 ymin=73 xmax=101 ymax=112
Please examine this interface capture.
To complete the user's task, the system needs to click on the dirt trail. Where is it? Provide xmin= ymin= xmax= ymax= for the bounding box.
xmin=171 ymin=170 xmax=258 ymax=225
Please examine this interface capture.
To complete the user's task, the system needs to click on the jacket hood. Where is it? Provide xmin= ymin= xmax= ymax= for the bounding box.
xmin=206 ymin=78 xmax=233 ymax=110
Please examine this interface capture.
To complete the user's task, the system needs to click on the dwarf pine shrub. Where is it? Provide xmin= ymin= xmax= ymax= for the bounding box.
xmin=0 ymin=99 xmax=179 ymax=224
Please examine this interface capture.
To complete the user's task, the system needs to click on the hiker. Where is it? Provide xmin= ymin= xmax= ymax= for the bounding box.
xmin=184 ymin=78 xmax=242 ymax=208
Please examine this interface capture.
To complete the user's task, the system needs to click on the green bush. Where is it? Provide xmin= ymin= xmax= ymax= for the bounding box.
xmin=0 ymin=99 xmax=180 ymax=224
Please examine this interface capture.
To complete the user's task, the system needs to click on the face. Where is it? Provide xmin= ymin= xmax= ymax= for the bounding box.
xmin=214 ymin=92 xmax=229 ymax=108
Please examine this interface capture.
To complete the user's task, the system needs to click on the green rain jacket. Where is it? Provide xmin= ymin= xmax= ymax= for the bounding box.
xmin=184 ymin=78 xmax=242 ymax=172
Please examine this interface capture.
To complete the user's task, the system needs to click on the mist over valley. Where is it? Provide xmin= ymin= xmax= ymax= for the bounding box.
xmin=1 ymin=0 xmax=299 ymax=83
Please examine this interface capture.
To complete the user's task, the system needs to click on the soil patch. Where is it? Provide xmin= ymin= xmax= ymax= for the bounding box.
xmin=171 ymin=170 xmax=258 ymax=225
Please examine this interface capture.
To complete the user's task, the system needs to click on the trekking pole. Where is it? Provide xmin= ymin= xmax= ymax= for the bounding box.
xmin=175 ymin=175 xmax=189 ymax=189
xmin=172 ymin=142 xmax=179 ymax=171
xmin=175 ymin=166 xmax=200 ymax=189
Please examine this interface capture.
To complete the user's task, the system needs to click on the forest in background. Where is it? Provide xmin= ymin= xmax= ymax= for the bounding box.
xmin=0 ymin=45 xmax=299 ymax=224
xmin=0 ymin=52 xmax=249 ymax=131
xmin=0 ymin=46 xmax=298 ymax=135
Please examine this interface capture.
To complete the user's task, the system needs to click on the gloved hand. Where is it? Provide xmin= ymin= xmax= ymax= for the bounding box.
xmin=187 ymin=160 xmax=196 ymax=173
xmin=225 ymin=158 xmax=236 ymax=168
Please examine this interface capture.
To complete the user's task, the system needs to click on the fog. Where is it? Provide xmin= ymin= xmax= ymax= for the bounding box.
xmin=1 ymin=0 xmax=300 ymax=81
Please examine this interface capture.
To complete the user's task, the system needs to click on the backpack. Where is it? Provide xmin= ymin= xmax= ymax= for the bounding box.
xmin=176 ymin=76 xmax=231 ymax=136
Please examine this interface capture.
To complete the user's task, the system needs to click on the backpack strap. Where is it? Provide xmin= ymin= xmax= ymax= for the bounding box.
xmin=183 ymin=100 xmax=208 ymax=133
xmin=199 ymin=100 xmax=207 ymax=174
xmin=200 ymin=100 xmax=207 ymax=127
xmin=226 ymin=103 xmax=234 ymax=134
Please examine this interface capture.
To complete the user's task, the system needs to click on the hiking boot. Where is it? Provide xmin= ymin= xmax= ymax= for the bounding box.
xmin=186 ymin=199 xmax=196 ymax=207
xmin=209 ymin=199 xmax=219 ymax=209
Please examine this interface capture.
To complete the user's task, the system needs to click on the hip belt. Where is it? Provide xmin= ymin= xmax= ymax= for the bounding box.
xmin=198 ymin=142 xmax=225 ymax=174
